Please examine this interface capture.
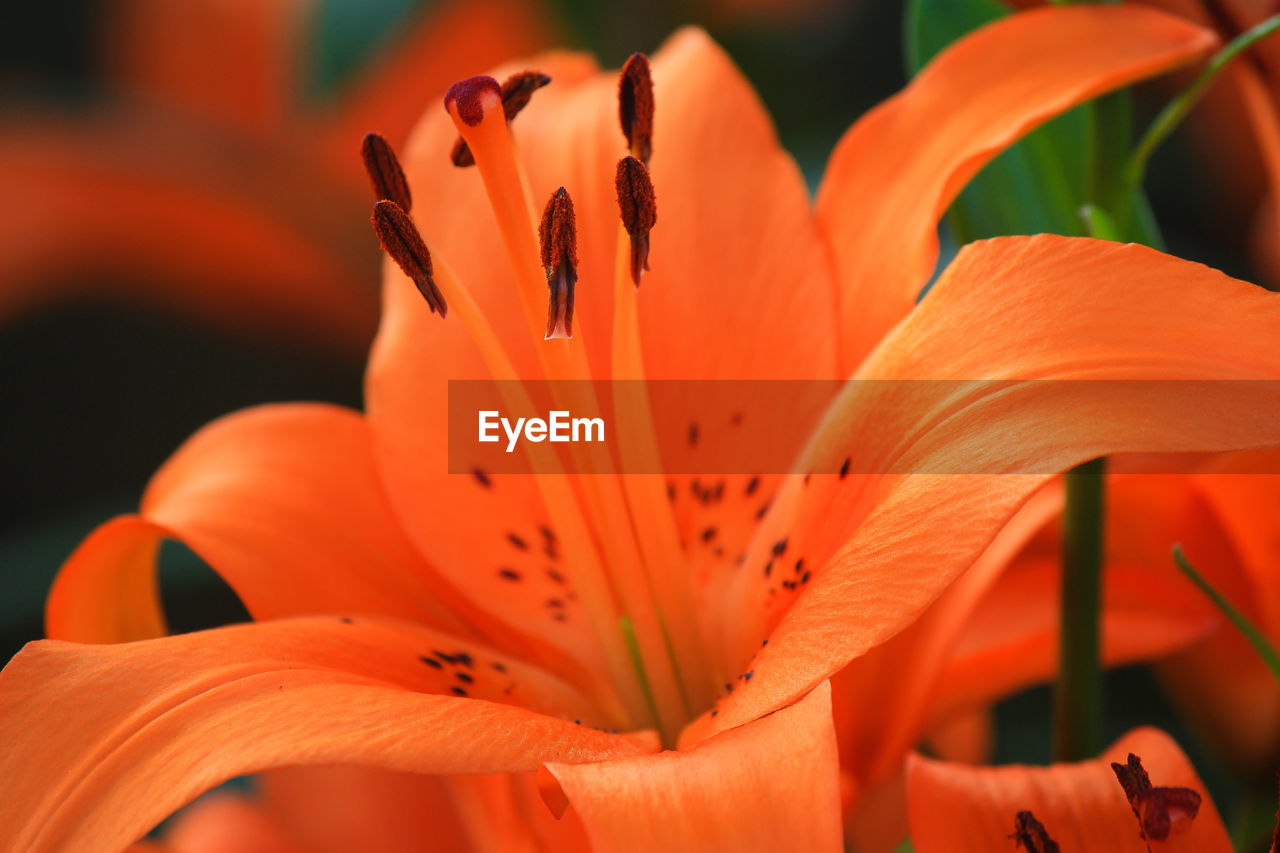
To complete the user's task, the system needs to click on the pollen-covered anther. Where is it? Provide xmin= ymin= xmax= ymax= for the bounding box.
xmin=619 ymin=53 xmax=654 ymax=164
xmin=615 ymin=156 xmax=656 ymax=287
xmin=360 ymin=132 xmax=412 ymax=211
xmin=452 ymin=70 xmax=552 ymax=167
xmin=371 ymin=200 xmax=447 ymax=317
xmin=539 ymin=187 xmax=578 ymax=339
xmin=1110 ymin=753 xmax=1202 ymax=841
xmin=444 ymin=75 xmax=502 ymax=127
xmin=1009 ymin=811 xmax=1059 ymax=853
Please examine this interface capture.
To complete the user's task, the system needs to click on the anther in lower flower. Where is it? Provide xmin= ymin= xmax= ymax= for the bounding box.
xmin=371 ymin=200 xmax=447 ymax=317
xmin=1010 ymin=811 xmax=1059 ymax=853
xmin=615 ymin=156 xmax=657 ymax=288
xmin=361 ymin=132 xmax=413 ymax=211
xmin=1110 ymin=753 xmax=1202 ymax=841
xmin=539 ymin=187 xmax=578 ymax=339
xmin=451 ymin=70 xmax=552 ymax=167
xmin=619 ymin=53 xmax=654 ymax=164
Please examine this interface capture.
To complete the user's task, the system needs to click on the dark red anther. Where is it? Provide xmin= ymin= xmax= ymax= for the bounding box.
xmin=615 ymin=155 xmax=656 ymax=288
xmin=452 ymin=71 xmax=552 ymax=167
xmin=1009 ymin=811 xmax=1059 ymax=853
xmin=619 ymin=53 xmax=654 ymax=164
xmin=539 ymin=187 xmax=578 ymax=339
xmin=361 ymin=133 xmax=413 ymax=212
xmin=1110 ymin=753 xmax=1202 ymax=842
xmin=371 ymin=200 xmax=447 ymax=317
xmin=444 ymin=75 xmax=502 ymax=127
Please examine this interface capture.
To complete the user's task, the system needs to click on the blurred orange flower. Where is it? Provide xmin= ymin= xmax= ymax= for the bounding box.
xmin=997 ymin=448 xmax=1280 ymax=781
xmin=0 ymin=0 xmax=550 ymax=353
xmin=6 ymin=6 xmax=1280 ymax=851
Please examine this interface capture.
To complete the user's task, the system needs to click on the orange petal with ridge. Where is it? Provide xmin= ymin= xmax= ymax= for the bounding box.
xmin=816 ymin=4 xmax=1216 ymax=371
xmin=700 ymin=235 xmax=1280 ymax=740
xmin=0 ymin=616 xmax=644 ymax=853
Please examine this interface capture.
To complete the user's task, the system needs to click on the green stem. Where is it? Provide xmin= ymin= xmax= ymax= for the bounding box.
xmin=1171 ymin=545 xmax=1280 ymax=685
xmin=1053 ymin=457 xmax=1107 ymax=762
xmin=1123 ymin=12 xmax=1280 ymax=201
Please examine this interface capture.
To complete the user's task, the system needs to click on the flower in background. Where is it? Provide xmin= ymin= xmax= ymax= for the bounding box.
xmin=1142 ymin=0 xmax=1280 ymax=285
xmin=6 ymin=6 xmax=1280 ymax=851
xmin=995 ymin=448 xmax=1280 ymax=781
xmin=0 ymin=0 xmax=550 ymax=353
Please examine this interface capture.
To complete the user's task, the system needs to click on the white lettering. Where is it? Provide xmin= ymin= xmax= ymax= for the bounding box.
xmin=573 ymin=416 xmax=604 ymax=442
xmin=478 ymin=411 xmax=500 ymax=442
xmin=502 ymin=417 xmax=525 ymax=453
xmin=549 ymin=410 xmax=570 ymax=442
xmin=481 ymin=410 xmax=604 ymax=453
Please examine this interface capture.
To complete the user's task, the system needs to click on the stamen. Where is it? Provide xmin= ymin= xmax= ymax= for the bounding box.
xmin=371 ymin=200 xmax=447 ymax=316
xmin=360 ymin=132 xmax=413 ymax=211
xmin=452 ymin=70 xmax=552 ymax=167
xmin=1009 ymin=811 xmax=1059 ymax=853
xmin=1110 ymin=753 xmax=1203 ymax=841
xmin=619 ymin=53 xmax=654 ymax=164
xmin=615 ymin=156 xmax=657 ymax=288
xmin=539 ymin=187 xmax=579 ymax=339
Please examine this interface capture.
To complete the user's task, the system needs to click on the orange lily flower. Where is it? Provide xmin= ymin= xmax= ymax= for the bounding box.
xmin=0 ymin=0 xmax=549 ymax=352
xmin=906 ymin=727 xmax=1234 ymax=852
xmin=6 ymin=6 xmax=1280 ymax=850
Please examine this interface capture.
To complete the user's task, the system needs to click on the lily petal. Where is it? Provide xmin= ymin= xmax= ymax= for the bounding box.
xmin=831 ymin=483 xmax=1064 ymax=786
xmin=706 ymin=235 xmax=1280 ymax=737
xmin=544 ymin=681 xmax=842 ymax=853
xmin=816 ymin=4 xmax=1216 ymax=370
xmin=906 ymin=727 xmax=1232 ymax=852
xmin=47 ymin=403 xmax=467 ymax=642
xmin=929 ymin=555 xmax=1215 ymax=726
xmin=0 ymin=617 xmax=644 ymax=852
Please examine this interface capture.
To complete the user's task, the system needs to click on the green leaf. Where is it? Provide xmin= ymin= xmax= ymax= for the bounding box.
xmin=902 ymin=0 xmax=1160 ymax=245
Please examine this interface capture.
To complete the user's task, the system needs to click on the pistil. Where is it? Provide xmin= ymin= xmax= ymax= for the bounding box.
xmin=445 ymin=79 xmax=694 ymax=741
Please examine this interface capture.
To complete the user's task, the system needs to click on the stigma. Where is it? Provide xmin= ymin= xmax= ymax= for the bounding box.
xmin=452 ymin=70 xmax=552 ymax=167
